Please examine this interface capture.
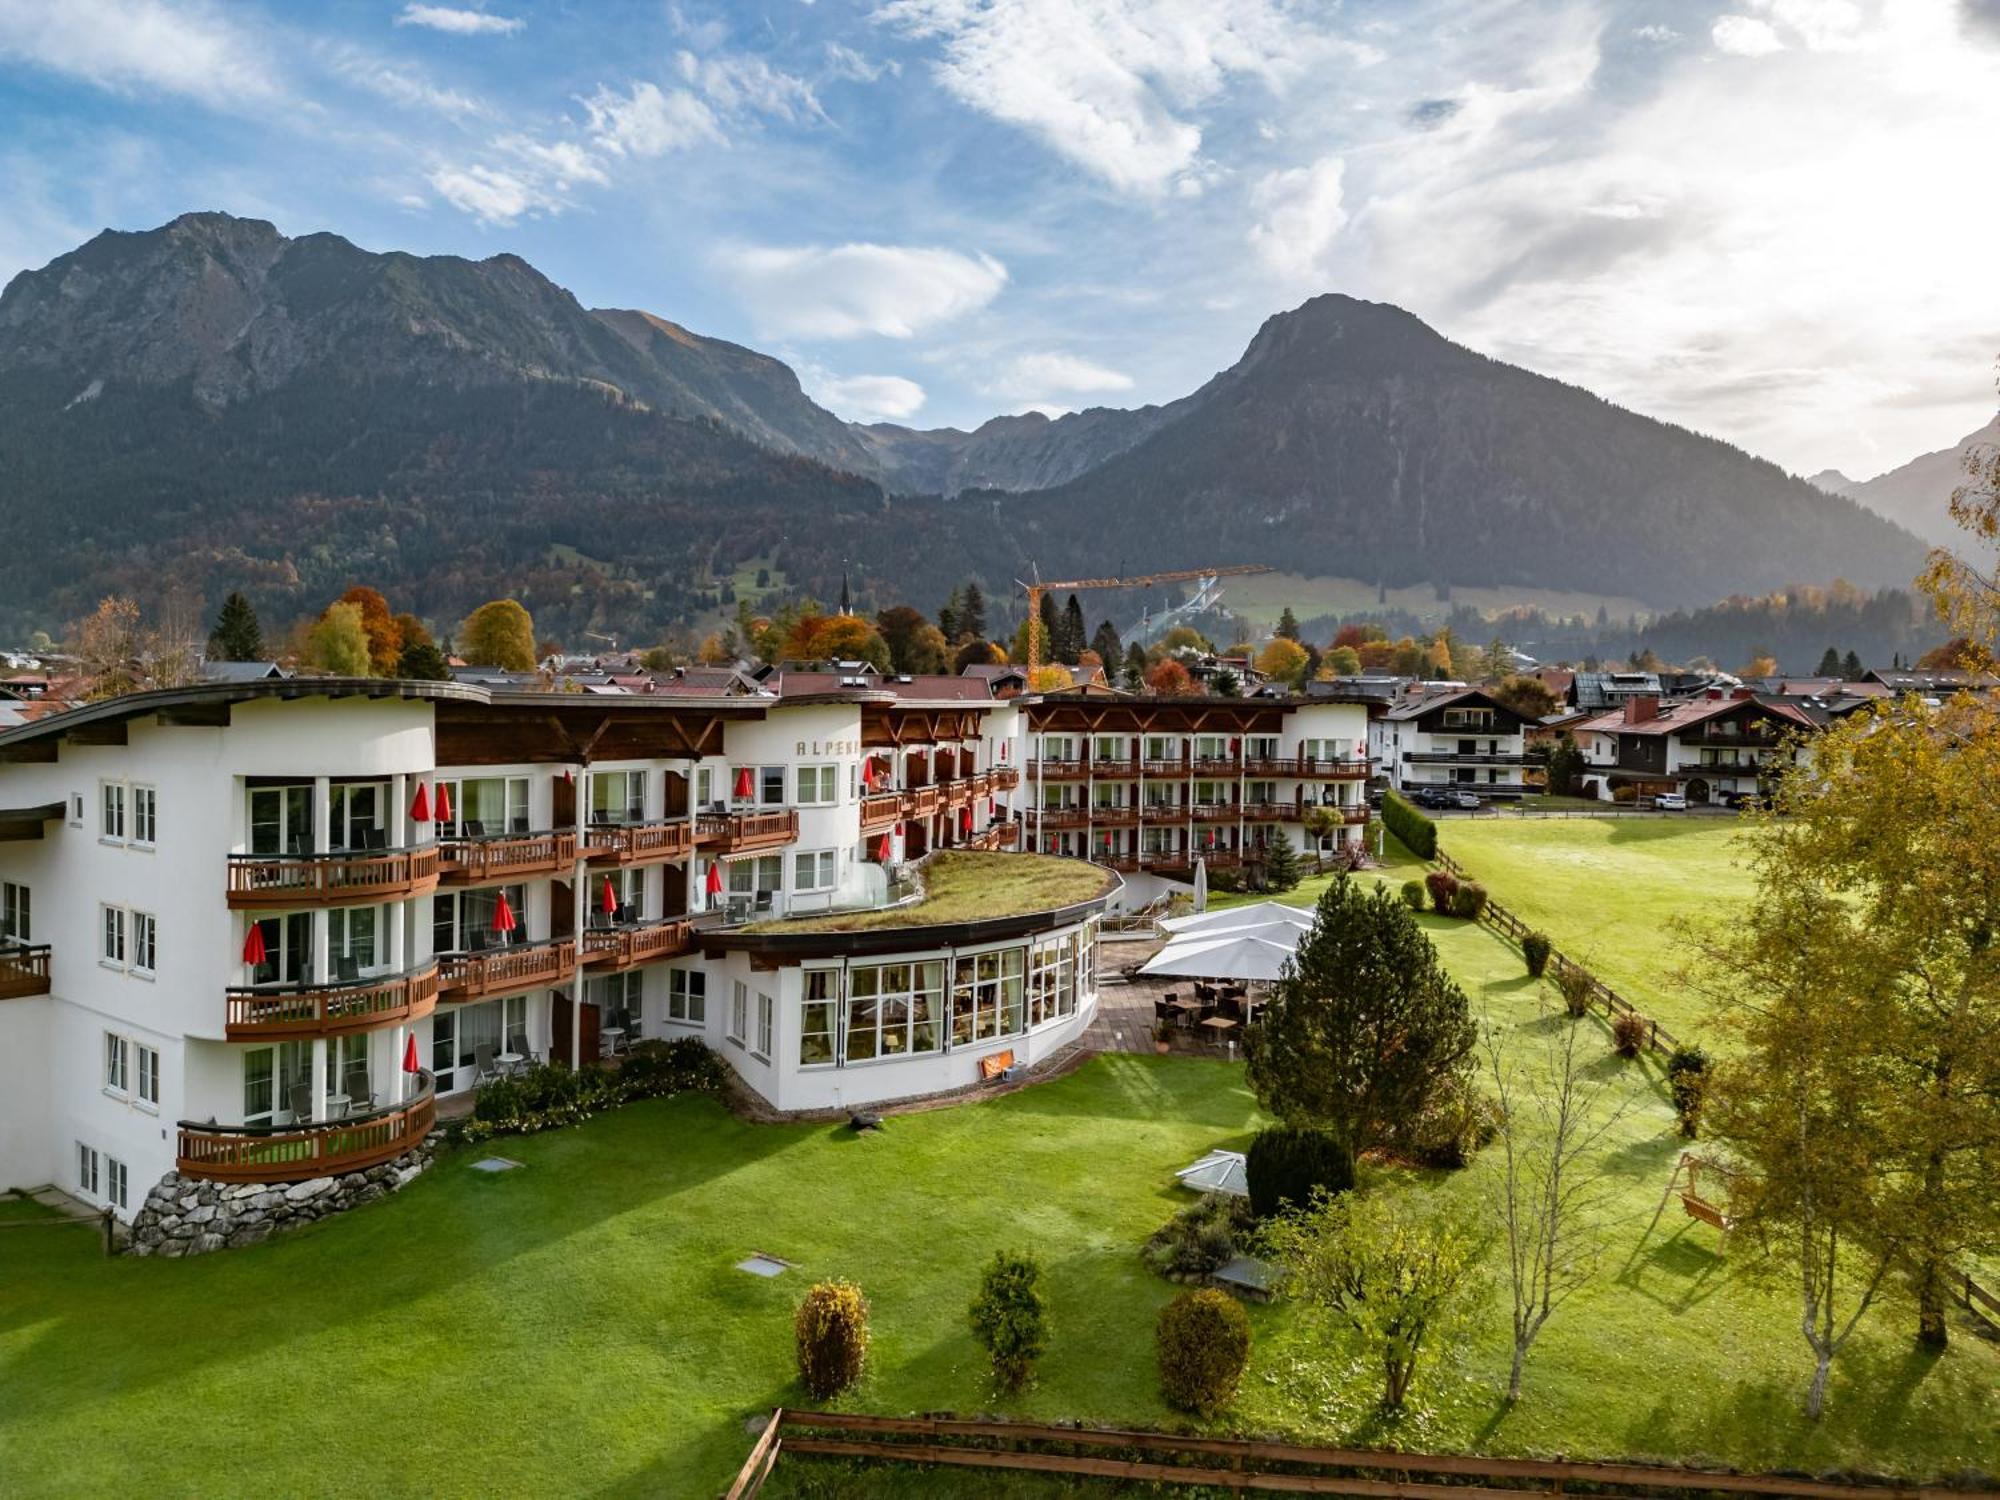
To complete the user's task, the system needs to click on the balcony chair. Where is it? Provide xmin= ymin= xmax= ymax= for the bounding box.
xmin=364 ymin=827 xmax=389 ymax=850
xmin=462 ymin=818 xmax=486 ymax=837
xmin=346 ymin=1080 xmax=378 ymax=1116
xmin=287 ymin=1083 xmax=315 ymax=1126
xmin=472 ymin=1042 xmax=502 ymax=1086
xmin=334 ymin=955 xmax=361 ymax=983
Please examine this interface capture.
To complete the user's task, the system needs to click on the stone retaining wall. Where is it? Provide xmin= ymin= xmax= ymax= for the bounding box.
xmin=126 ymin=1140 xmax=437 ymax=1257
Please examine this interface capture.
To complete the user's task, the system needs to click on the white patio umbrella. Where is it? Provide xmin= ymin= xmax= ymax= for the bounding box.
xmin=1160 ymin=900 xmax=1314 ymax=936
xmin=1139 ymin=932 xmax=1298 ymax=983
xmin=1192 ymin=857 xmax=1208 ymax=913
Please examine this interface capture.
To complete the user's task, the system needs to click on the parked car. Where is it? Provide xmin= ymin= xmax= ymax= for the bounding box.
xmin=1410 ymin=787 xmax=1455 ymax=809
xmin=1450 ymin=790 xmax=1483 ymax=809
xmin=1652 ymin=792 xmax=1688 ymax=811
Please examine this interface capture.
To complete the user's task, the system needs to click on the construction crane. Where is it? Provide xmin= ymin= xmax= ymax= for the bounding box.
xmin=1018 ymin=565 xmax=1273 ymax=675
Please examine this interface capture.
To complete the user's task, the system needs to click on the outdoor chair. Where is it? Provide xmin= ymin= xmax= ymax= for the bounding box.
xmin=473 ymin=1042 xmax=501 ymax=1085
xmin=287 ymin=1083 xmax=314 ymax=1125
xmin=363 ymin=826 xmax=389 ymax=850
xmin=462 ymin=818 xmax=486 ymax=837
xmin=346 ymin=1082 xmax=377 ymax=1116
xmin=334 ymin=955 xmax=361 ymax=983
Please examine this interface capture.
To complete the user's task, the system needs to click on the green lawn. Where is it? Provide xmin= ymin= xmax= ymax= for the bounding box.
xmin=1211 ymin=829 xmax=1430 ymax=915
xmin=753 ymin=852 xmax=1114 ymax=933
xmin=7 ymin=920 xmax=1995 ymax=1497
xmin=1431 ymin=818 xmax=1754 ymax=1040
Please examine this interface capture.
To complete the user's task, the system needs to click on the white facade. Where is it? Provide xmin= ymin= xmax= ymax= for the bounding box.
xmin=1370 ymin=692 xmax=1532 ymax=799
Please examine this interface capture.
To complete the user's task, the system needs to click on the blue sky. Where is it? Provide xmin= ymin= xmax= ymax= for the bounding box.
xmin=1 ymin=0 xmax=1996 ymax=477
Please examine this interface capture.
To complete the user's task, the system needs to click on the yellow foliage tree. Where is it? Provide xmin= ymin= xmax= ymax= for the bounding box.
xmin=1255 ymin=637 xmax=1309 ymax=687
xmin=460 ymin=599 xmax=537 ymax=671
xmin=307 ymin=602 xmax=373 ymax=677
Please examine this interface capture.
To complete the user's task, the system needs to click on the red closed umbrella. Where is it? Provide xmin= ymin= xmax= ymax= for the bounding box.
xmin=877 ymin=830 xmax=894 ymax=861
xmin=434 ymin=782 xmax=454 ymax=825
xmin=705 ymin=863 xmax=724 ymax=896
xmin=409 ymin=782 xmax=431 ymax=823
xmin=242 ymin=923 xmax=267 ymax=965
xmin=960 ymin=806 xmax=973 ymax=833
xmin=733 ymin=767 xmax=754 ymax=800
xmin=1000 ymin=741 xmax=1009 ymax=761
xmin=860 ymin=759 xmax=874 ymax=790
xmin=601 ymin=877 xmax=618 ymax=915
xmin=402 ymin=1032 xmax=420 ymax=1074
xmin=491 ymin=890 xmax=517 ymax=934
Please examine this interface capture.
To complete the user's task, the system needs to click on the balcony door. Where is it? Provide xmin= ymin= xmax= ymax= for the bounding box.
xmin=248 ymin=912 xmax=312 ymax=986
xmin=248 ymin=785 xmax=312 ymax=857
xmin=243 ymin=1040 xmax=310 ymax=1125
xmin=329 ymin=783 xmax=385 ymax=851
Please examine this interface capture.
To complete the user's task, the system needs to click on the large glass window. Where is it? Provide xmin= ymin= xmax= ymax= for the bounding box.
xmin=433 ymin=885 xmax=526 ymax=953
xmin=100 ymin=781 xmax=126 ymax=841
xmin=793 ymin=849 xmax=836 ymax=892
xmin=329 ymin=783 xmax=384 ymax=851
xmin=1 ymin=880 xmax=28 ymax=943
xmin=248 ymin=785 xmax=312 ymax=856
xmin=667 ymin=968 xmax=706 ymax=1024
xmin=800 ymin=970 xmax=838 ymax=1066
xmin=443 ymin=775 xmax=529 ymax=837
xmin=587 ymin=972 xmax=642 ymax=1034
xmin=951 ymin=948 xmax=1025 ymax=1044
xmin=1029 ymin=934 xmax=1077 ymax=1026
xmin=328 ymin=906 xmax=380 ymax=974
xmin=243 ymin=1041 xmax=310 ymax=1124
xmin=844 ymin=961 xmax=944 ymax=1061
xmin=132 ymin=785 xmax=157 ymax=846
xmin=795 ymin=765 xmax=837 ymax=804
xmin=590 ymin=770 xmax=645 ymax=825
xmin=759 ymin=767 xmax=786 ymax=806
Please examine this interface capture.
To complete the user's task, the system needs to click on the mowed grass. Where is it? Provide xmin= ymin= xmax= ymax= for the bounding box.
xmin=1433 ymin=818 xmax=1754 ymax=1039
xmin=756 ymin=852 xmax=1114 ymax=932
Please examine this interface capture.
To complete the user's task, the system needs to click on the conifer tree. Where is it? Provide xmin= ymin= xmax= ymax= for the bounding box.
xmin=207 ymin=591 xmax=264 ymax=662
xmin=1275 ymin=606 xmax=1302 ymax=641
xmin=1259 ymin=828 xmax=1302 ymax=891
xmin=960 ymin=581 xmax=987 ymax=643
xmin=1090 ymin=618 xmax=1122 ymax=667
xmin=1060 ymin=593 xmax=1086 ymax=664
xmin=1841 ymin=649 xmax=1863 ymax=679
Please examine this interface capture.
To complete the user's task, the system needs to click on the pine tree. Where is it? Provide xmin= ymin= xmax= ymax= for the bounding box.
xmin=1276 ymin=606 xmax=1302 ymax=642
xmin=208 ymin=591 xmax=264 ymax=662
xmin=938 ymin=587 xmax=962 ymax=645
xmin=1037 ymin=592 xmax=1062 ymax=663
xmin=1090 ymin=618 xmax=1122 ymax=667
xmin=1842 ymin=649 xmax=1864 ymax=680
xmin=1122 ymin=641 xmax=1148 ymax=690
xmin=1817 ymin=646 xmax=1842 ymax=676
xmin=960 ymin=582 xmax=987 ymax=643
xmin=1259 ymin=828 xmax=1302 ymax=891
xmin=1061 ymin=593 xmax=1087 ymax=665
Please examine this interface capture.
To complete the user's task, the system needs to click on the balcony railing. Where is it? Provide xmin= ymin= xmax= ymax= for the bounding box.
xmin=1086 ymin=806 xmax=1140 ymax=827
xmin=437 ymin=939 xmax=576 ymax=1001
xmin=227 ymin=846 xmax=441 ymax=909
xmin=177 ymin=1072 xmax=436 ymax=1185
xmin=991 ymin=766 xmax=1021 ymax=790
xmin=1244 ymin=756 xmax=1371 ymax=779
xmin=580 ymin=917 xmax=695 ymax=971
xmin=1141 ymin=803 xmax=1186 ymax=823
xmin=1401 ymin=750 xmax=1528 ymax=766
xmin=900 ymin=787 xmax=944 ymax=820
xmin=225 ymin=963 xmax=440 ymax=1041
xmin=438 ymin=830 xmax=577 ymax=884
xmin=0 ymin=943 xmax=51 ymax=1000
xmin=585 ymin=819 xmax=695 ymax=865
xmin=696 ymin=810 xmax=800 ymax=854
xmin=859 ymin=792 xmax=902 ymax=832
xmin=1026 ymin=759 xmax=1090 ymax=781
xmin=1035 ymin=807 xmax=1092 ymax=831
xmin=964 ymin=823 xmax=1020 ymax=852
xmin=1087 ymin=759 xmax=1139 ymax=779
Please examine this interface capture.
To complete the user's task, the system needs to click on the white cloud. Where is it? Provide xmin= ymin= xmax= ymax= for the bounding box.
xmin=428 ymin=163 xmax=560 ymax=225
xmin=814 ymin=372 xmax=928 ymax=421
xmin=395 ymin=5 xmax=523 ymax=35
xmin=1247 ymin=154 xmax=1347 ymax=281
xmin=498 ymin=134 xmax=610 ymax=188
xmin=677 ymin=49 xmax=824 ymax=123
xmin=0 ymin=0 xmax=281 ymax=107
xmin=1633 ymin=24 xmax=1680 ymax=43
xmin=874 ymin=0 xmax=1376 ymax=196
xmin=995 ymin=351 xmax=1134 ymax=397
xmin=824 ymin=40 xmax=900 ymax=82
xmin=722 ymin=242 xmax=1009 ymax=339
xmin=584 ymin=81 xmax=724 ymax=157
xmin=324 ymin=46 xmax=485 ymax=117
xmin=1711 ymin=15 xmax=1785 ymax=55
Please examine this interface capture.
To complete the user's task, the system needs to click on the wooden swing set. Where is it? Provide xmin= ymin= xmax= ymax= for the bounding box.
xmin=1652 ymin=1151 xmax=1738 ymax=1247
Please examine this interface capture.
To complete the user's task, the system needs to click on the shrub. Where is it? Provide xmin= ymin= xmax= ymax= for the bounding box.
xmin=1424 ymin=869 xmax=1460 ymax=914
xmin=1611 ymin=1010 xmax=1649 ymax=1058
xmin=1554 ymin=963 xmax=1595 ymax=1019
xmin=1667 ymin=1045 xmax=1710 ymax=1138
xmin=1448 ymin=880 xmax=1488 ymax=920
xmin=1390 ymin=1071 xmax=1499 ymax=1169
xmin=1381 ymin=790 xmax=1436 ymax=859
xmin=1521 ymin=931 xmax=1552 ymax=978
xmin=1611 ymin=783 xmax=1638 ymax=804
xmin=460 ymin=1039 xmax=725 ymax=1140
xmin=1245 ymin=1125 xmax=1354 ymax=1219
xmin=1400 ymin=879 xmax=1427 ymax=912
xmin=1144 ymin=1193 xmax=1255 ymax=1278
xmin=969 ymin=1250 xmax=1047 ymax=1391
xmin=618 ymin=1036 xmax=726 ymax=1096
xmin=795 ymin=1280 xmax=870 ymax=1400
xmin=1156 ymin=1290 xmax=1253 ymax=1415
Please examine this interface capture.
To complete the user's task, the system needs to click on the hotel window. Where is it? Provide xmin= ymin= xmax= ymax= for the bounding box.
xmin=131 ymin=912 xmax=157 ymax=977
xmin=328 ymin=906 xmax=380 ymax=973
xmin=100 ymin=905 xmax=127 ymax=967
xmin=795 ymin=764 xmax=837 ymax=805
xmin=442 ymin=775 xmax=530 ymax=837
xmin=248 ymin=784 xmax=312 ymax=857
xmin=137 ymin=1045 xmax=160 ymax=1107
xmin=590 ymin=769 xmax=645 ymax=825
xmin=103 ymin=1033 xmax=129 ymax=1093
xmin=696 ymin=766 xmax=714 ymax=808
xmin=667 ymin=968 xmax=706 ymax=1025
xmin=77 ymin=1144 xmax=98 ymax=1197
xmin=793 ymin=849 xmax=837 ymax=892
xmin=328 ymin=782 xmax=384 ymax=851
xmin=800 ymin=970 xmax=839 ymax=1065
xmin=1029 ymin=934 xmax=1077 ymax=1026
xmin=728 ymin=855 xmax=784 ymax=902
xmin=951 ymin=947 xmax=1025 ymax=1045
xmin=729 ymin=980 xmax=749 ymax=1047
xmin=587 ymin=972 xmax=641 ymax=1035
xmin=433 ymin=885 xmax=526 ymax=954
xmin=1 ymin=880 xmax=27 ymax=943
xmin=844 ymin=960 xmax=944 ymax=1062
xmin=755 ymin=991 xmax=774 ymax=1060
xmin=131 ymin=785 xmax=157 ymax=847
xmin=1092 ymin=736 xmax=1123 ymax=760
xmin=106 ymin=1157 xmax=128 ymax=1211
xmin=100 ymin=781 xmax=126 ymax=842
xmin=1144 ymin=736 xmax=1179 ymax=762
xmin=759 ymin=766 xmax=786 ymax=806
xmin=244 ymin=1041 xmax=310 ymax=1125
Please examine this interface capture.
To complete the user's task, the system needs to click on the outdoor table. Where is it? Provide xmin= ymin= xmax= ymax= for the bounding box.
xmin=600 ymin=1027 xmax=627 ymax=1057
xmin=497 ymin=1051 xmax=526 ymax=1074
xmin=324 ymin=1093 xmax=350 ymax=1117
xmin=1200 ymin=1016 xmax=1239 ymax=1035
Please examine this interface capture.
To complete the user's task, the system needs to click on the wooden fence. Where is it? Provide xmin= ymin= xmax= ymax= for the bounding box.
xmin=724 ymin=1409 xmax=2000 ymax=1498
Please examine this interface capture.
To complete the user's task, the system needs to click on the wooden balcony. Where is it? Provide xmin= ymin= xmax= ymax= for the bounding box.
xmin=859 ymin=792 xmax=902 ymax=833
xmin=437 ymin=939 xmax=575 ymax=1002
xmin=964 ymin=824 xmax=1020 ymax=852
xmin=1240 ymin=802 xmax=1290 ymax=823
xmin=1245 ymin=756 xmax=1371 ymax=779
xmin=580 ymin=917 xmax=695 ymax=972
xmin=696 ymin=810 xmax=800 ymax=854
xmin=225 ymin=964 xmax=440 ymax=1041
xmin=1088 ymin=806 xmax=1139 ymax=827
xmin=227 ymin=846 xmax=440 ymax=910
xmin=1141 ymin=803 xmax=1187 ymax=823
xmin=438 ymin=831 xmax=576 ymax=885
xmin=940 ymin=778 xmax=976 ymax=810
xmin=1191 ymin=757 xmax=1243 ymax=776
xmin=1088 ymin=759 xmax=1139 ymax=779
xmin=1142 ymin=760 xmax=1190 ymax=778
xmin=1036 ymin=807 xmax=1091 ymax=831
xmin=0 ymin=943 xmax=51 ymax=1000
xmin=1027 ymin=759 xmax=1089 ymax=782
xmin=991 ymin=766 xmax=1021 ymax=791
xmin=177 ymin=1073 xmax=436 ymax=1185
xmin=585 ymin=819 xmax=695 ymax=866
xmin=1192 ymin=803 xmax=1241 ymax=823
xmin=900 ymin=787 xmax=943 ymax=821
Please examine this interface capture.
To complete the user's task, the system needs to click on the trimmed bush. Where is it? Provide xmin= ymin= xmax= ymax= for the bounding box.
xmin=1612 ymin=1010 xmax=1649 ymax=1058
xmin=1667 ymin=1045 xmax=1710 ymax=1138
xmin=1521 ymin=931 xmax=1552 ymax=978
xmin=1245 ymin=1124 xmax=1354 ymax=1219
xmin=1144 ymin=1193 xmax=1254 ymax=1278
xmin=969 ymin=1250 xmax=1048 ymax=1391
xmin=1390 ymin=1071 xmax=1499 ymax=1169
xmin=1554 ymin=963 xmax=1595 ymax=1019
xmin=1425 ymin=869 xmax=1459 ymax=914
xmin=1400 ymin=879 xmax=1427 ymax=911
xmin=795 ymin=1280 xmax=870 ymax=1400
xmin=460 ymin=1037 xmax=725 ymax=1143
xmin=1156 ymin=1290 xmax=1253 ymax=1415
xmin=1381 ymin=790 xmax=1436 ymax=859
xmin=1448 ymin=880 xmax=1488 ymax=920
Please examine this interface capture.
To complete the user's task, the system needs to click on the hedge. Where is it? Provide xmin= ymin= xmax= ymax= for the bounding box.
xmin=1381 ymin=790 xmax=1436 ymax=859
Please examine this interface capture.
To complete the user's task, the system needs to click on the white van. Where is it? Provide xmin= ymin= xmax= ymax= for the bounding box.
xmin=1652 ymin=792 xmax=1687 ymax=811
